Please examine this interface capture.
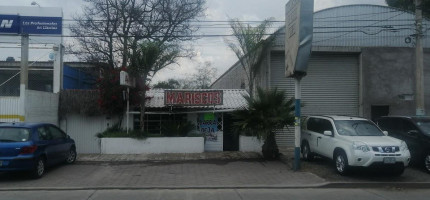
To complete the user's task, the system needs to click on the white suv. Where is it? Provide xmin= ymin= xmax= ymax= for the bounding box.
xmin=301 ymin=115 xmax=410 ymax=175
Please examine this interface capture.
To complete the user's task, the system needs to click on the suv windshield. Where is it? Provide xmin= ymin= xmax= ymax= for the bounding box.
xmin=414 ymin=119 xmax=430 ymax=136
xmin=0 ymin=128 xmax=31 ymax=142
xmin=334 ymin=120 xmax=384 ymax=136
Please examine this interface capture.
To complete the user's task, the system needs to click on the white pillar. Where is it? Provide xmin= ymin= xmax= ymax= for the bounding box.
xmin=53 ymin=44 xmax=63 ymax=93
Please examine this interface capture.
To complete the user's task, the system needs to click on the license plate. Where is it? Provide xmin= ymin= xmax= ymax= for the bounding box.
xmin=383 ymin=157 xmax=396 ymax=164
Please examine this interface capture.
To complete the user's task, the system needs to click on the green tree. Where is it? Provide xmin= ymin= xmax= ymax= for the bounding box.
xmin=232 ymin=88 xmax=295 ymax=160
xmin=226 ymin=18 xmax=274 ymax=98
xmin=129 ymin=41 xmax=180 ymax=131
xmin=386 ymin=0 xmax=430 ymax=16
xmin=152 ymin=79 xmax=181 ymax=89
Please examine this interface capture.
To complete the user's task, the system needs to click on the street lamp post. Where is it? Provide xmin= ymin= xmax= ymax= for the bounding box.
xmin=415 ymin=0 xmax=425 ymax=116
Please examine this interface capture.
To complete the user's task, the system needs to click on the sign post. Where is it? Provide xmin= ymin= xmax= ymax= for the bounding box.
xmin=120 ymin=71 xmax=136 ymax=134
xmin=285 ymin=0 xmax=314 ymax=171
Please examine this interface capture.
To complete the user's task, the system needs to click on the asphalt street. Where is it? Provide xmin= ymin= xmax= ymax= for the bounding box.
xmin=0 ymin=188 xmax=429 ymax=200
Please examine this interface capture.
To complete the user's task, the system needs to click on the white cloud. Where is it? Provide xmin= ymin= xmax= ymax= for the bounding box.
xmin=0 ymin=0 xmax=388 ymax=84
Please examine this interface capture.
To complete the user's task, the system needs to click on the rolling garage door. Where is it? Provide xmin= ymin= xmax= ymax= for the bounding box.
xmin=270 ymin=52 xmax=359 ymax=148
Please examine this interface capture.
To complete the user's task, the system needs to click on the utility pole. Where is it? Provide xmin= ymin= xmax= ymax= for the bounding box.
xmin=20 ymin=34 xmax=29 ymax=90
xmin=415 ymin=0 xmax=425 ymax=116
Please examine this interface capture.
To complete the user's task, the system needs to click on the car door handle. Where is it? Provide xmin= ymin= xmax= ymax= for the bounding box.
xmin=317 ymin=137 xmax=322 ymax=139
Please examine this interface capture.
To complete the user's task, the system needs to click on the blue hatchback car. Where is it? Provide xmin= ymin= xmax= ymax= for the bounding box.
xmin=0 ymin=123 xmax=76 ymax=178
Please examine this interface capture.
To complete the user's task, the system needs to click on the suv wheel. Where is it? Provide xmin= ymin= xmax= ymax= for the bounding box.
xmin=424 ymin=153 xmax=430 ymax=173
xmin=335 ymin=151 xmax=349 ymax=175
xmin=302 ymin=142 xmax=314 ymax=161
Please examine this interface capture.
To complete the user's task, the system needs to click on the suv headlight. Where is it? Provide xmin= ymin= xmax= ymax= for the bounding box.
xmin=353 ymin=141 xmax=370 ymax=152
xmin=400 ymin=141 xmax=408 ymax=151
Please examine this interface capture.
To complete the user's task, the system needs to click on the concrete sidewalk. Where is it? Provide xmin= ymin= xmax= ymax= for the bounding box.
xmin=76 ymin=151 xmax=264 ymax=163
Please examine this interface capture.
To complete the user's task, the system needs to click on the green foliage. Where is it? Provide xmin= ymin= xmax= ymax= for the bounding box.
xmin=97 ymin=67 xmax=141 ymax=116
xmin=386 ymin=0 xmax=430 ymax=16
xmin=97 ymin=120 xmax=198 ymax=139
xmin=161 ymin=121 xmax=196 ymax=137
xmin=153 ymin=79 xmax=181 ymax=89
xmin=59 ymin=90 xmax=102 ymax=118
xmin=232 ymin=87 xmax=295 ymax=159
xmin=129 ymin=41 xmax=180 ymax=79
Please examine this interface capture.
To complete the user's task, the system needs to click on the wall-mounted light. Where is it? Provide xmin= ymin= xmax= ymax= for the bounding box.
xmin=31 ymin=1 xmax=41 ymax=7
xmin=398 ymin=94 xmax=414 ymax=101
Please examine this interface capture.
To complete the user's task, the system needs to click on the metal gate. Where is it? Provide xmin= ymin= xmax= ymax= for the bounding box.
xmin=270 ymin=52 xmax=359 ymax=148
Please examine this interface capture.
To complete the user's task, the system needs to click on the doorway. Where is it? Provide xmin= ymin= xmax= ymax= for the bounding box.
xmin=223 ymin=113 xmax=239 ymax=151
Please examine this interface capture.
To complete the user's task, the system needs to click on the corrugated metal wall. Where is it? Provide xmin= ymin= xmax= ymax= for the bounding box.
xmin=0 ymin=97 xmax=23 ymax=122
xmin=211 ymin=62 xmax=247 ymax=90
xmin=60 ymin=114 xmax=116 ymax=154
xmin=25 ymin=90 xmax=59 ymax=125
xmin=274 ymin=5 xmax=430 ymax=48
xmin=270 ymin=52 xmax=359 ymax=148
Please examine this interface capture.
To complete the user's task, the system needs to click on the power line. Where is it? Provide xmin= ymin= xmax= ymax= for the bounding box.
xmin=313 ymin=12 xmax=407 ymax=44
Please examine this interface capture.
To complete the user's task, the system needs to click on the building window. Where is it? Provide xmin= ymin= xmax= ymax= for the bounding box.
xmin=133 ymin=114 xmax=187 ymax=134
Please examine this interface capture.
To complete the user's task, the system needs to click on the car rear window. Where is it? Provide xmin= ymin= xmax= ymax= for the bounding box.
xmin=415 ymin=119 xmax=430 ymax=136
xmin=334 ymin=120 xmax=384 ymax=136
xmin=0 ymin=128 xmax=31 ymax=142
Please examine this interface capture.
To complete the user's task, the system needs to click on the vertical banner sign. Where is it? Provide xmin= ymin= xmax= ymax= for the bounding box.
xmin=285 ymin=0 xmax=314 ymax=171
xmin=285 ymin=0 xmax=314 ymax=78
xmin=198 ymin=113 xmax=219 ymax=142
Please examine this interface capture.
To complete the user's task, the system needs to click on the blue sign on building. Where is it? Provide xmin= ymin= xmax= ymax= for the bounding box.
xmin=0 ymin=15 xmax=62 ymax=35
xmin=0 ymin=15 xmax=20 ymax=34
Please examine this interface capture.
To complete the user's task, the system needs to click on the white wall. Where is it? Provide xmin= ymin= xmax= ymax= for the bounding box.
xmin=101 ymin=137 xmax=204 ymax=154
xmin=239 ymin=136 xmax=263 ymax=153
xmin=60 ymin=114 xmax=116 ymax=154
xmin=0 ymin=96 xmax=23 ymax=122
xmin=25 ymin=90 xmax=59 ymax=125
xmin=204 ymin=131 xmax=223 ymax=152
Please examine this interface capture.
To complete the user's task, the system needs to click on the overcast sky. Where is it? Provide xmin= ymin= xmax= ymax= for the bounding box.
xmin=0 ymin=0 xmax=387 ymax=83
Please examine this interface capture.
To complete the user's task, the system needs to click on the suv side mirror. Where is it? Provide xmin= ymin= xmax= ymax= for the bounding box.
xmin=323 ymin=131 xmax=333 ymax=136
xmin=382 ymin=131 xmax=388 ymax=136
xmin=407 ymin=130 xmax=419 ymax=136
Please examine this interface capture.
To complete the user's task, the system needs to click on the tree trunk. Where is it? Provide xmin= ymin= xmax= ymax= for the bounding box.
xmin=261 ymin=131 xmax=279 ymax=160
xmin=139 ymin=75 xmax=148 ymax=133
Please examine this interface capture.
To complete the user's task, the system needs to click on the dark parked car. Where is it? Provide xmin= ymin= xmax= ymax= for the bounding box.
xmin=0 ymin=123 xmax=76 ymax=178
xmin=376 ymin=116 xmax=430 ymax=173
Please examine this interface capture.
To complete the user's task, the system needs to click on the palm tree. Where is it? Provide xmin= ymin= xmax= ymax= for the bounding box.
xmin=232 ymin=87 xmax=294 ymax=159
xmin=226 ymin=18 xmax=274 ymax=99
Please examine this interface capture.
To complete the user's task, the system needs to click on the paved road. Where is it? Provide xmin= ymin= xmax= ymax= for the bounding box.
xmin=295 ymin=156 xmax=430 ymax=183
xmin=0 ymin=188 xmax=429 ymax=200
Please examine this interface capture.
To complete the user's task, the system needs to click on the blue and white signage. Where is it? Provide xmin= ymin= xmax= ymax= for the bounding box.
xmin=0 ymin=15 xmax=19 ymax=34
xmin=0 ymin=15 xmax=62 ymax=35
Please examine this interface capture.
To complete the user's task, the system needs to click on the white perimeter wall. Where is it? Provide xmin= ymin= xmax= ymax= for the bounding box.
xmin=101 ymin=137 xmax=204 ymax=154
xmin=60 ymin=114 xmax=117 ymax=154
xmin=239 ymin=136 xmax=263 ymax=153
xmin=25 ymin=90 xmax=59 ymax=125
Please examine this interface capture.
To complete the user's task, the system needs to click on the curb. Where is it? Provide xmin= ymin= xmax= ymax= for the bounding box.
xmin=2 ymin=182 xmax=430 ymax=191
xmin=321 ymin=182 xmax=430 ymax=189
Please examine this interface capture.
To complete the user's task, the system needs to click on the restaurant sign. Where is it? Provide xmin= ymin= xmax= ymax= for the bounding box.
xmin=164 ymin=90 xmax=223 ymax=106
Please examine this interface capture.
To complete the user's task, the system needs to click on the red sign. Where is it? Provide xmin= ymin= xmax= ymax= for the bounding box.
xmin=164 ymin=90 xmax=223 ymax=106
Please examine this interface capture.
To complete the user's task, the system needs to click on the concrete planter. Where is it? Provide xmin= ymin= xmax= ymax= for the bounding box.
xmin=239 ymin=136 xmax=263 ymax=153
xmin=101 ymin=137 xmax=204 ymax=154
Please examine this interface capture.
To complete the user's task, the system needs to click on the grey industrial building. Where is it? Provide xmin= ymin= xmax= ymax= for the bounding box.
xmin=211 ymin=5 xmax=430 ymax=149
